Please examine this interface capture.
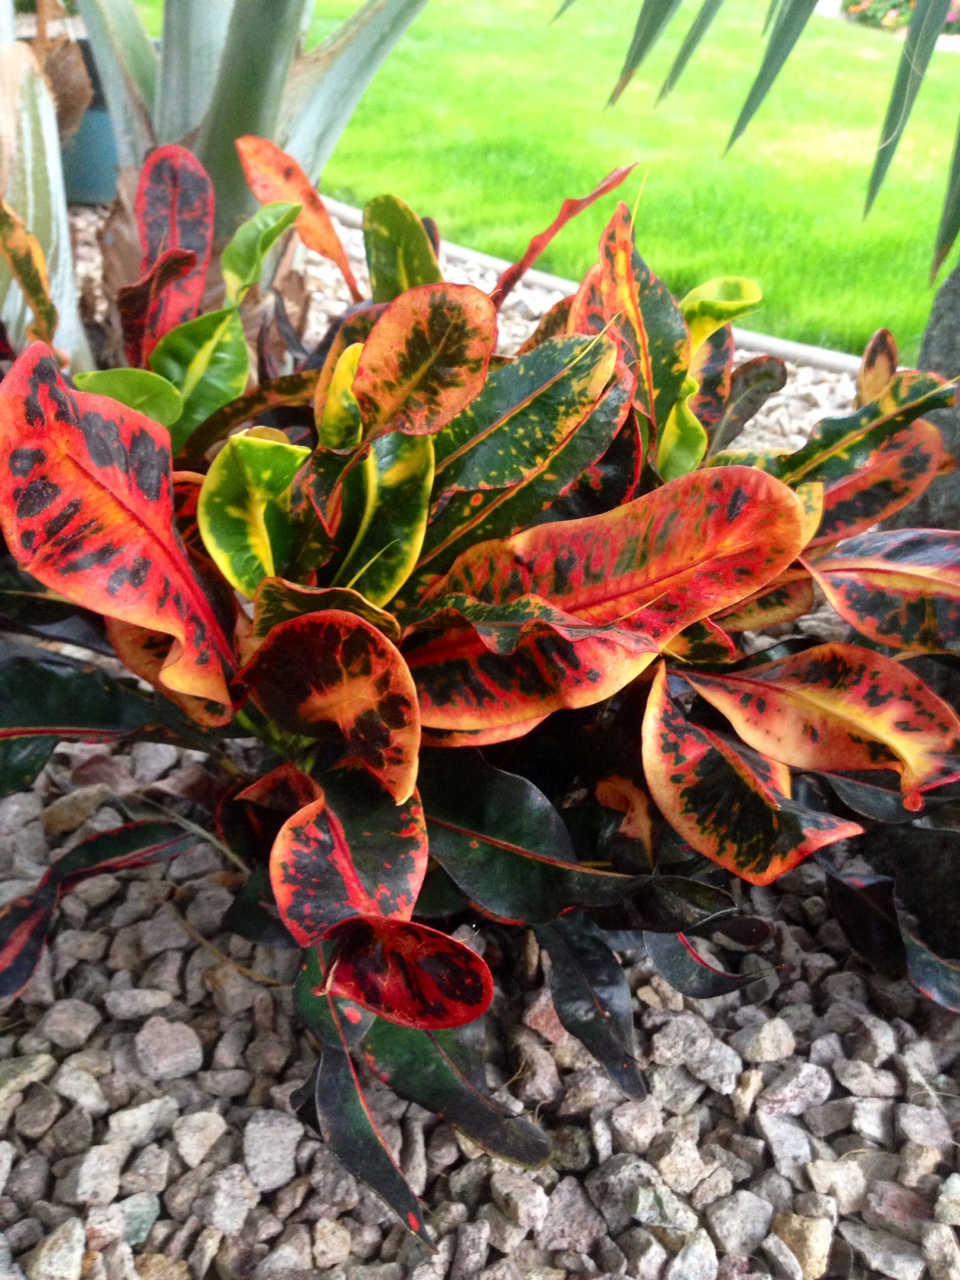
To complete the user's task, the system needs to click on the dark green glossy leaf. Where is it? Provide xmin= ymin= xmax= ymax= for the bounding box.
xmin=150 ymin=307 xmax=250 ymax=454
xmin=707 ymin=356 xmax=786 ymax=456
xmin=536 ymin=913 xmax=646 ymax=1098
xmin=221 ymin=201 xmax=301 ymax=306
xmin=818 ymin=856 xmax=906 ymax=977
xmin=360 ymin=1019 xmax=551 ymax=1165
xmin=418 ymin=749 xmax=643 ymax=923
xmin=643 ymin=930 xmax=763 ymax=997
xmin=55 ymin=820 xmax=198 ymax=885
xmin=818 ymin=773 xmax=917 ymax=824
xmin=221 ymin=866 xmax=299 ymax=949
xmin=363 ymin=194 xmax=442 ymax=304
xmin=0 ymin=652 xmax=163 ymax=797
xmin=902 ymin=917 xmax=960 ymax=1012
xmin=294 ymin=947 xmax=374 ymax=1049
xmin=632 ymin=877 xmax=735 ymax=932
xmin=0 ymin=878 xmax=58 ymax=1002
xmin=177 ymin=370 xmax=320 ymax=469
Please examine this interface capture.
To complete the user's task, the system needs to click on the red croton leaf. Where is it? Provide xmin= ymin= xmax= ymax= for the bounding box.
xmin=598 ymin=201 xmax=691 ymax=431
xmin=235 ymin=136 xmax=362 ymax=302
xmin=804 ymin=529 xmax=960 ymax=654
xmin=409 ymin=466 xmax=804 ymax=736
xmin=713 ymin=570 xmax=815 ymax=633
xmin=351 ymin=284 xmax=497 ymax=442
xmin=105 ymin=619 xmax=233 ymax=728
xmin=135 ymin=145 xmax=213 ymax=333
xmin=489 ymin=164 xmax=635 ymax=309
xmin=270 ymin=783 xmax=428 ymax=946
xmin=683 ymin=642 xmax=960 ymax=806
xmin=322 ymin=917 xmax=495 ymax=1030
xmin=241 ymin=611 xmax=420 ymax=803
xmin=218 ymin=762 xmax=324 ymax=865
xmin=0 ymin=344 xmax=234 ymax=710
xmin=568 ymin=263 xmax=605 ymax=337
xmin=116 ymin=247 xmax=198 ymax=368
xmin=807 ymin=419 xmax=943 ymax=546
xmin=641 ymin=664 xmax=862 ymax=885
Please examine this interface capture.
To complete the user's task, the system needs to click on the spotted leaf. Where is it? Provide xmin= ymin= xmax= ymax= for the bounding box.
xmin=712 ymin=571 xmax=815 ymax=632
xmin=218 ymin=762 xmax=324 ymax=867
xmin=568 ymin=263 xmax=605 ymax=337
xmin=0 ymin=344 xmax=234 ymax=708
xmin=0 ymin=198 xmax=57 ymax=344
xmin=363 ymin=194 xmax=442 ymax=303
xmin=599 ymin=201 xmax=691 ymax=431
xmin=270 ymin=774 xmax=427 ymax=946
xmin=242 ymin=611 xmax=420 ymax=802
xmin=684 ymin=643 xmax=960 ymax=807
xmin=706 ymin=356 xmax=786 ymax=456
xmin=252 ymin=579 xmax=400 ymax=645
xmin=422 ymin=466 xmax=805 ymax=635
xmin=489 ymin=164 xmax=635 ymax=309
xmin=405 ymin=355 xmax=631 ymax=602
xmin=324 ymin=917 xmax=494 ymax=1030
xmin=641 ymin=664 xmax=862 ymax=885
xmin=517 ymin=295 xmax=575 ymax=354
xmin=135 ymin=145 xmax=213 ymax=328
xmin=116 ymin=248 xmax=198 ymax=368
xmin=712 ymin=371 xmax=955 ymax=485
xmin=105 ymin=619 xmax=233 ymax=728
xmin=688 ymin=324 xmax=735 ymax=433
xmin=805 ymin=530 xmax=960 ymax=654
xmin=352 ymin=284 xmax=497 ymax=442
xmin=857 ymin=328 xmax=898 ymax=407
xmin=197 ymin=430 xmax=310 ymax=598
xmin=662 ymin=617 xmax=739 ymax=664
xmin=236 ymin=136 xmax=362 ymax=302
xmin=807 ymin=420 xmax=942 ymax=546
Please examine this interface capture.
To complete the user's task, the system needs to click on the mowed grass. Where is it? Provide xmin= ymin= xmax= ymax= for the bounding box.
xmin=136 ymin=1 xmax=959 ymax=361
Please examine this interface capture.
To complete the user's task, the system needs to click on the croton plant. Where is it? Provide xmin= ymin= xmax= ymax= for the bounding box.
xmin=1 ymin=139 xmax=960 ymax=1235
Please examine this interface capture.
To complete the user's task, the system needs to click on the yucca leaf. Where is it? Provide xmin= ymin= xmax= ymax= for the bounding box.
xmin=658 ymin=0 xmax=725 ymax=102
xmin=155 ymin=0 xmax=236 ymax=145
xmin=866 ymin=0 xmax=951 ymax=217
xmin=194 ymin=0 xmax=310 ymax=241
xmin=279 ymin=0 xmax=429 ymax=185
xmin=610 ymin=0 xmax=684 ymax=106
xmin=727 ymin=0 xmax=818 ymax=151
xmin=932 ymin=106 xmax=960 ymax=278
xmin=74 ymin=0 xmax=158 ymax=167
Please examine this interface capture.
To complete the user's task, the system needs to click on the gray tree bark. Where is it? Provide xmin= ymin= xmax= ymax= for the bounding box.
xmin=886 ymin=256 xmax=960 ymax=531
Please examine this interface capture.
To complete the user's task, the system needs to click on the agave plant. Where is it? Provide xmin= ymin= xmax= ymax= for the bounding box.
xmin=76 ymin=0 xmax=428 ymax=240
xmin=0 ymin=0 xmax=92 ymax=366
xmin=2 ymin=139 xmax=960 ymax=1231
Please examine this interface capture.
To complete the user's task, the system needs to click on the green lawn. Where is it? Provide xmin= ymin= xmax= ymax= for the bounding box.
xmin=136 ymin=1 xmax=959 ymax=362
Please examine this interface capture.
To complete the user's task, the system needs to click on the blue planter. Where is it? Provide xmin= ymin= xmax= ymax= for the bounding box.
xmin=60 ymin=38 xmax=118 ymax=205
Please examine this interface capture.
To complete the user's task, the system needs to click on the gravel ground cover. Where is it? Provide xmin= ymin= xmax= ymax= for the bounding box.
xmin=0 ymin=211 xmax=952 ymax=1280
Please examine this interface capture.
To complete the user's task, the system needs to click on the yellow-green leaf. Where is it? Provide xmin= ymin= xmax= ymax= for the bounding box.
xmin=0 ymin=197 xmax=57 ymax=345
xmin=221 ymin=201 xmax=301 ymax=306
xmin=680 ymin=277 xmax=762 ymax=355
xmin=150 ymin=307 xmax=250 ymax=455
xmin=318 ymin=343 xmax=363 ymax=451
xmin=73 ymin=368 xmax=183 ymax=428
xmin=657 ymin=373 xmax=707 ymax=481
xmin=331 ymin=433 xmax=435 ymax=606
xmin=198 ymin=429 xmax=310 ymax=597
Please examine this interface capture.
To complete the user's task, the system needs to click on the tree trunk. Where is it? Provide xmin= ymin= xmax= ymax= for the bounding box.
xmin=886 ymin=256 xmax=960 ymax=531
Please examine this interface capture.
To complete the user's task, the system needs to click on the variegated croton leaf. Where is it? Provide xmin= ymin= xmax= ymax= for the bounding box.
xmin=0 ymin=344 xmax=235 ymax=716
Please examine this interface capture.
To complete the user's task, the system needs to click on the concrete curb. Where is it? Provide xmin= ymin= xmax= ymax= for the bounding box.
xmin=324 ymin=196 xmax=863 ymax=377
